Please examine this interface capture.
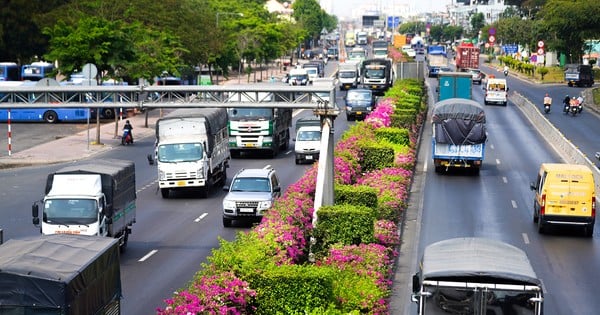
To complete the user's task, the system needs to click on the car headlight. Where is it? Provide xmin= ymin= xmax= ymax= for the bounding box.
xmin=159 ymin=170 xmax=166 ymax=181
xmin=223 ymin=200 xmax=236 ymax=210
xmin=367 ymin=106 xmax=372 ymax=111
xmin=346 ymin=106 xmax=352 ymax=111
xmin=197 ymin=167 xmax=204 ymax=179
xmin=257 ymin=200 xmax=272 ymax=211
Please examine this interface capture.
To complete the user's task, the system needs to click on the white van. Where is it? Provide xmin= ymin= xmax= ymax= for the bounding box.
xmin=483 ymin=77 xmax=508 ymax=106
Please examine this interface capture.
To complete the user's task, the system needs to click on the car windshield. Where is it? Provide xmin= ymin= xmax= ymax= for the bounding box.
xmin=298 ymin=130 xmax=321 ymax=141
xmin=44 ymin=199 xmax=97 ymax=224
xmin=158 ymin=143 xmax=204 ymax=162
xmin=347 ymin=91 xmax=371 ymax=101
xmin=339 ymin=71 xmax=356 ymax=78
xmin=365 ymin=69 xmax=385 ymax=79
xmin=231 ymin=177 xmax=271 ymax=192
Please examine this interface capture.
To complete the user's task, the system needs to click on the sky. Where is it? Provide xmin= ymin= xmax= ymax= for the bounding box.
xmin=326 ymin=0 xmax=452 ymax=19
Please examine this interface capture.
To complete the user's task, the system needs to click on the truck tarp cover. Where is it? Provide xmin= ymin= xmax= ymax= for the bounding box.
xmin=432 ymin=98 xmax=486 ymax=145
xmin=45 ymin=159 xmax=136 ymax=218
xmin=421 ymin=237 xmax=540 ymax=286
xmin=0 ymin=234 xmax=121 ymax=314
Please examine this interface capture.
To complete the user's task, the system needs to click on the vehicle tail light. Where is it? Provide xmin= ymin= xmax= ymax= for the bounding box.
xmin=592 ymin=196 xmax=596 ymax=218
xmin=540 ymin=194 xmax=546 ymax=216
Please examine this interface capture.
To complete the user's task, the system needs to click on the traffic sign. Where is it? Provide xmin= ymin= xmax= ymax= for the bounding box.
xmin=485 ymin=43 xmax=490 ymax=48
xmin=489 ymin=28 xmax=496 ymax=35
xmin=488 ymin=35 xmax=495 ymax=43
xmin=537 ymin=48 xmax=545 ymax=55
xmin=537 ymin=40 xmax=544 ymax=48
xmin=503 ymin=44 xmax=518 ymax=54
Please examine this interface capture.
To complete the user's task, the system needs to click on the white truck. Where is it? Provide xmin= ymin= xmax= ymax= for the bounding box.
xmin=293 ymin=117 xmax=322 ymax=164
xmin=32 ymin=159 xmax=137 ymax=252
xmin=337 ymin=61 xmax=360 ymax=91
xmin=151 ymin=108 xmax=230 ymax=198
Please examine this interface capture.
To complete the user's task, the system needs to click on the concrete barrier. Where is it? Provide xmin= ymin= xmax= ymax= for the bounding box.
xmin=511 ymin=92 xmax=600 ymax=193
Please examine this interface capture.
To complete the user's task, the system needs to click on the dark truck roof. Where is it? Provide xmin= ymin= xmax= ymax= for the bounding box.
xmin=156 ymin=108 xmax=228 ymax=140
xmin=0 ymin=234 xmax=121 ymax=314
xmin=432 ymin=98 xmax=486 ymax=145
xmin=421 ymin=237 xmax=541 ymax=286
xmin=46 ymin=159 xmax=136 ymax=216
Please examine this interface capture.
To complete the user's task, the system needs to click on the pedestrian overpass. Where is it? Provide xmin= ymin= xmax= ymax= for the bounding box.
xmin=0 ymin=83 xmax=338 ymax=226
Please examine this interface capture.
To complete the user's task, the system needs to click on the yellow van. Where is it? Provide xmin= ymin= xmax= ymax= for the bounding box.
xmin=530 ymin=163 xmax=596 ymax=236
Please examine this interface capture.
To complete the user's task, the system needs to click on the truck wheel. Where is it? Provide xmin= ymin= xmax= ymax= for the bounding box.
xmin=199 ymin=185 xmax=209 ymax=198
xmin=230 ymin=150 xmax=240 ymax=158
xmin=223 ymin=217 xmax=232 ymax=227
xmin=161 ymin=188 xmax=170 ymax=199
xmin=434 ymin=166 xmax=443 ymax=173
xmin=119 ymin=232 xmax=129 ymax=253
xmin=219 ymin=168 xmax=227 ymax=186
xmin=533 ymin=206 xmax=539 ymax=223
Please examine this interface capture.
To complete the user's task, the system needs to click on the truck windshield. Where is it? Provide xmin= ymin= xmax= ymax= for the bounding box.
xmin=298 ymin=130 xmax=321 ymax=141
xmin=228 ymin=108 xmax=273 ymax=120
xmin=44 ymin=199 xmax=97 ymax=224
xmin=339 ymin=71 xmax=356 ymax=78
xmin=347 ymin=91 xmax=371 ymax=101
xmin=158 ymin=143 xmax=203 ymax=162
xmin=365 ymin=68 xmax=385 ymax=79
xmin=423 ymin=287 xmax=537 ymax=315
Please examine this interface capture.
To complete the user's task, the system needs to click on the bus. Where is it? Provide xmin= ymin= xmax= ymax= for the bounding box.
xmin=0 ymin=81 xmax=91 ymax=123
xmin=21 ymin=61 xmax=55 ymax=81
xmin=0 ymin=62 xmax=20 ymax=81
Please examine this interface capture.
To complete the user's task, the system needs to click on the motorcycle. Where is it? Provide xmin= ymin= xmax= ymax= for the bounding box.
xmin=503 ymin=70 xmax=508 ymax=77
xmin=543 ymin=103 xmax=551 ymax=113
xmin=121 ymin=129 xmax=133 ymax=145
xmin=563 ymin=100 xmax=571 ymax=114
xmin=569 ymin=103 xmax=580 ymax=116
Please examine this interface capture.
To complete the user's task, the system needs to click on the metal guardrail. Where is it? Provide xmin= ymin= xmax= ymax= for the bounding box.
xmin=0 ymin=84 xmax=337 ymax=110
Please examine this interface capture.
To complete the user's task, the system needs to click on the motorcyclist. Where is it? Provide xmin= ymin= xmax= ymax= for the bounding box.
xmin=563 ymin=95 xmax=571 ymax=112
xmin=543 ymin=93 xmax=552 ymax=106
xmin=503 ymin=65 xmax=509 ymax=76
xmin=123 ymin=120 xmax=133 ymax=143
xmin=576 ymin=95 xmax=584 ymax=112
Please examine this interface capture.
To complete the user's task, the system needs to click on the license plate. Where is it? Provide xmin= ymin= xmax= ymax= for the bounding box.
xmin=306 ymin=155 xmax=313 ymax=160
xmin=244 ymin=143 xmax=255 ymax=147
xmin=177 ymin=181 xmax=186 ymax=186
xmin=356 ymin=111 xmax=362 ymax=115
xmin=240 ymin=208 xmax=254 ymax=213
xmin=372 ymin=85 xmax=377 ymax=88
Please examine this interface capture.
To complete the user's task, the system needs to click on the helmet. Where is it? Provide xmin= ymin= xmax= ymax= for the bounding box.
xmin=126 ymin=120 xmax=130 ymax=123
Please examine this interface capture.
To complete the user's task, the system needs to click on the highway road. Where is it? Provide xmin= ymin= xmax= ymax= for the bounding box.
xmin=397 ymin=66 xmax=600 ymax=314
xmin=2 ymin=55 xmax=600 ymax=314
xmin=0 ymin=60 xmax=351 ymax=314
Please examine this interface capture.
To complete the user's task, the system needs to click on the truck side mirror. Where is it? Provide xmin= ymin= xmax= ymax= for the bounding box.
xmin=32 ymin=204 xmax=39 ymax=217
xmin=147 ymin=154 xmax=154 ymax=165
xmin=412 ymin=274 xmax=420 ymax=293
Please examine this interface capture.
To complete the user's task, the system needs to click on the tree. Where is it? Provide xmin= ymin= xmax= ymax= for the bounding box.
xmin=538 ymin=0 xmax=600 ymax=63
xmin=469 ymin=12 xmax=485 ymax=38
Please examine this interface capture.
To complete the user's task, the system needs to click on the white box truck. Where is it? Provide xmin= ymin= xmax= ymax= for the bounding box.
xmin=0 ymin=234 xmax=122 ymax=315
xmin=32 ymin=159 xmax=136 ymax=252
xmin=151 ymin=108 xmax=230 ymax=198
xmin=293 ymin=117 xmax=321 ymax=164
xmin=338 ymin=61 xmax=360 ymax=91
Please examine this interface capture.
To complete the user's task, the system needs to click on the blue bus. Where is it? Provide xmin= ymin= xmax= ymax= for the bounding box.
xmin=21 ymin=61 xmax=55 ymax=81
xmin=0 ymin=62 xmax=20 ymax=81
xmin=0 ymin=81 xmax=91 ymax=123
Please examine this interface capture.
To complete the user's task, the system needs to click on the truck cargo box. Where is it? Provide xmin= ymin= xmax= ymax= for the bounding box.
xmin=0 ymin=234 xmax=121 ymax=315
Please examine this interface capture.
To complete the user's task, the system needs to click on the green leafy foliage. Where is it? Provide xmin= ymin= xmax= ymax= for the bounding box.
xmin=334 ymin=185 xmax=378 ymax=209
xmin=311 ymin=205 xmax=376 ymax=256
xmin=249 ymin=265 xmax=336 ymax=315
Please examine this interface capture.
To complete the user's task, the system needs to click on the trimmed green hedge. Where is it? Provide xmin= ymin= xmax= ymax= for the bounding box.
xmin=312 ymin=204 xmax=376 ymax=255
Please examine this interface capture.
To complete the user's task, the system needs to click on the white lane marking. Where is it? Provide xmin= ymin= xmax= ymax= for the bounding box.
xmin=496 ymin=159 xmax=501 ymax=165
xmin=490 ymin=144 xmax=495 ymax=150
xmin=522 ymin=233 xmax=530 ymax=245
xmin=194 ymin=213 xmax=208 ymax=223
xmin=139 ymin=249 xmax=158 ymax=262
xmin=423 ymin=159 xmax=428 ymax=172
xmin=511 ymin=200 xmax=517 ymax=208
xmin=502 ymin=176 xmax=508 ymax=183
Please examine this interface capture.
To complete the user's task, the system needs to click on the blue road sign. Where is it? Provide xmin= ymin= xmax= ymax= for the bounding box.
xmin=503 ymin=44 xmax=518 ymax=54
xmin=387 ymin=16 xmax=401 ymax=28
